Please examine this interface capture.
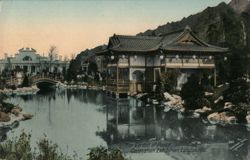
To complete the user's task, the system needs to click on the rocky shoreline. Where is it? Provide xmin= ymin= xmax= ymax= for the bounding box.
xmin=132 ymin=90 xmax=250 ymax=127
xmin=0 ymin=94 xmax=33 ymax=130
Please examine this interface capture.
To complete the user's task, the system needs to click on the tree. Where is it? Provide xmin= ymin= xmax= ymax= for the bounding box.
xmin=181 ymin=74 xmax=207 ymax=110
xmin=22 ymin=74 xmax=29 ymax=87
xmin=159 ymin=70 xmax=179 ymax=94
xmin=88 ymin=62 xmax=98 ymax=75
xmin=228 ymin=48 xmax=247 ymax=80
xmin=48 ymin=46 xmax=57 ymax=72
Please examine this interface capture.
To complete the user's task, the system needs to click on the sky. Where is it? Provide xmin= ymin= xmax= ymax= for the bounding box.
xmin=0 ymin=0 xmax=231 ymax=59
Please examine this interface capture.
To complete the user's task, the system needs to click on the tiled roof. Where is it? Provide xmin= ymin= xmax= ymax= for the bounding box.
xmin=108 ymin=26 xmax=228 ymax=54
xmin=109 ymin=35 xmax=162 ymax=52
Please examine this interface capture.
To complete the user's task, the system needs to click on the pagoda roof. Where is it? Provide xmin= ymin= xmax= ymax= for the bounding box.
xmin=107 ymin=26 xmax=228 ymax=54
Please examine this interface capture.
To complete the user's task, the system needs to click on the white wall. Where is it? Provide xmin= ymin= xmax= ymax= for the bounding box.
xmin=130 ymin=55 xmax=145 ymax=66
xmin=154 ymin=55 xmax=161 ymax=66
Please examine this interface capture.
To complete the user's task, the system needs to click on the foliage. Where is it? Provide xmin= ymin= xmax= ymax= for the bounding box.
xmin=0 ymin=92 xmax=8 ymax=103
xmin=1 ymin=102 xmax=15 ymax=113
xmin=88 ymin=62 xmax=98 ymax=75
xmin=48 ymin=46 xmax=58 ymax=73
xmin=222 ymin=78 xmax=250 ymax=123
xmin=223 ymin=78 xmax=250 ymax=104
xmin=36 ymin=134 xmax=73 ymax=160
xmin=0 ymin=93 xmax=15 ymax=113
xmin=66 ymin=59 xmax=79 ymax=82
xmin=0 ymin=132 xmax=126 ymax=160
xmin=22 ymin=74 xmax=30 ymax=87
xmin=159 ymin=70 xmax=179 ymax=94
xmin=180 ymin=74 xmax=205 ymax=110
xmin=228 ymin=49 xmax=247 ymax=80
xmin=0 ymin=132 xmax=33 ymax=160
xmin=87 ymin=146 xmax=126 ymax=160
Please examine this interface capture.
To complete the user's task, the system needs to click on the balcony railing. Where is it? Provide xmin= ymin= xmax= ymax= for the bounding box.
xmin=166 ymin=58 xmax=215 ymax=68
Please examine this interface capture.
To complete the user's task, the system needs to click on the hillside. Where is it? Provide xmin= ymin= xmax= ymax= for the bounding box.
xmin=229 ymin=0 xmax=250 ymax=13
xmin=138 ymin=2 xmax=247 ymax=50
xmin=242 ymin=3 xmax=250 ymax=50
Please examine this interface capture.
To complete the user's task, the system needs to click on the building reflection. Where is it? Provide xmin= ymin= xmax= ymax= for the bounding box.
xmin=97 ymin=97 xmax=250 ymax=160
xmin=104 ymin=98 xmax=160 ymax=143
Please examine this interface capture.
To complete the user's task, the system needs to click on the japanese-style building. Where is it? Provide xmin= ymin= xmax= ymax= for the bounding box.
xmin=97 ymin=26 xmax=228 ymax=98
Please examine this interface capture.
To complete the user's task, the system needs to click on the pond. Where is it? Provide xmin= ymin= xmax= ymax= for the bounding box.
xmin=1 ymin=89 xmax=250 ymax=160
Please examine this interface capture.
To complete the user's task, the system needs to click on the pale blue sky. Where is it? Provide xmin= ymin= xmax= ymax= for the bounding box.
xmin=0 ymin=0 xmax=231 ymax=58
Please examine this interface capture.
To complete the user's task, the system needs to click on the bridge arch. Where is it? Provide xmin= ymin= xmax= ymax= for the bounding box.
xmin=31 ymin=74 xmax=61 ymax=89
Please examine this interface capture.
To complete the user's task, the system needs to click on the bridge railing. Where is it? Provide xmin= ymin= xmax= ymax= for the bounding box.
xmin=31 ymin=74 xmax=63 ymax=84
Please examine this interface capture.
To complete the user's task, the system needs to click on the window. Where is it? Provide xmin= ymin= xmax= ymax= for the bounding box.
xmin=23 ymin=56 xmax=32 ymax=61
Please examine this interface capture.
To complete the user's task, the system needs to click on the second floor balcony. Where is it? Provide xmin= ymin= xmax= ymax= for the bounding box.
xmin=166 ymin=56 xmax=215 ymax=68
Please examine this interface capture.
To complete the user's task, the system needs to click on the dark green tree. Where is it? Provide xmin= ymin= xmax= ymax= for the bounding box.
xmin=159 ymin=70 xmax=179 ymax=94
xmin=181 ymin=74 xmax=207 ymax=110
xmin=22 ymin=75 xmax=29 ymax=87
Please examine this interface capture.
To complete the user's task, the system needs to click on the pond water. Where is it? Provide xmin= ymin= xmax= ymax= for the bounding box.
xmin=1 ymin=89 xmax=250 ymax=160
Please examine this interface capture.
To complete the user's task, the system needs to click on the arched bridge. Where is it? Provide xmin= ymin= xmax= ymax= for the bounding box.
xmin=31 ymin=74 xmax=62 ymax=89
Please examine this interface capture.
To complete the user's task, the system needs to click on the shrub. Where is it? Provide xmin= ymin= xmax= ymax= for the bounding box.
xmin=0 ymin=132 xmax=126 ymax=160
xmin=0 ymin=132 xmax=33 ymax=160
xmin=87 ymin=146 xmax=126 ymax=160
xmin=223 ymin=78 xmax=250 ymax=104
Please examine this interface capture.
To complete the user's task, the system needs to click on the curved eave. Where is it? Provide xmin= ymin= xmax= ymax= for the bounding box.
xmin=109 ymin=48 xmax=159 ymax=53
xmin=162 ymin=46 xmax=228 ymax=54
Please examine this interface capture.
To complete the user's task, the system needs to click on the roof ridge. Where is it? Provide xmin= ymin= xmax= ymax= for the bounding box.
xmin=115 ymin=34 xmax=161 ymax=40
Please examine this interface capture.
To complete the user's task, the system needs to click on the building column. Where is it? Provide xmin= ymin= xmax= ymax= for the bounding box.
xmin=116 ymin=63 xmax=119 ymax=95
xmin=144 ymin=56 xmax=147 ymax=92
xmin=28 ymin=65 xmax=31 ymax=73
xmin=214 ymin=68 xmax=217 ymax=87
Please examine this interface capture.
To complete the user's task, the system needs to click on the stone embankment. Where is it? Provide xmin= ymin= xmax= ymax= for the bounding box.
xmin=0 ymin=86 xmax=39 ymax=96
xmin=56 ymin=82 xmax=106 ymax=90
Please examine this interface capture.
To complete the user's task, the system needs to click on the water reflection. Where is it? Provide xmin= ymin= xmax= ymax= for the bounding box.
xmin=0 ymin=90 xmax=249 ymax=160
xmin=3 ymin=89 xmax=107 ymax=158
xmin=97 ymin=98 xmax=250 ymax=160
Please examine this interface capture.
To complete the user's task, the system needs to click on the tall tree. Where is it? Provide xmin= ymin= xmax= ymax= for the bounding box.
xmin=48 ymin=46 xmax=57 ymax=72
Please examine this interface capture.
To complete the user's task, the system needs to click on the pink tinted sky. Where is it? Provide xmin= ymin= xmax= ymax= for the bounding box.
xmin=0 ymin=0 xmax=230 ymax=59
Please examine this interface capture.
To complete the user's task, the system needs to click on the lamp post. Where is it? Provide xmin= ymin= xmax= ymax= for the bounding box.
xmin=176 ymin=55 xmax=179 ymax=59
xmin=134 ymin=55 xmax=137 ymax=60
xmin=224 ymin=56 xmax=228 ymax=61
xmin=209 ymin=55 xmax=213 ymax=60
xmin=160 ymin=55 xmax=164 ymax=60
